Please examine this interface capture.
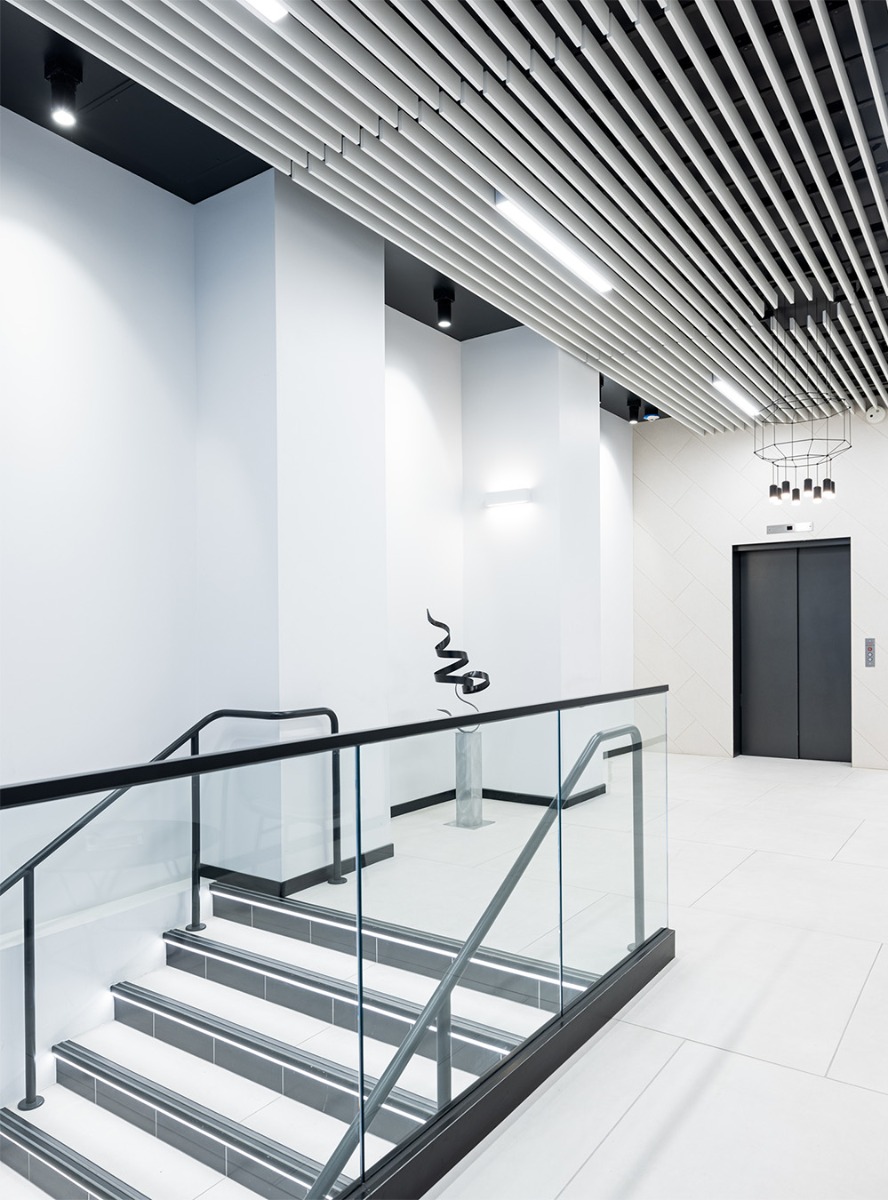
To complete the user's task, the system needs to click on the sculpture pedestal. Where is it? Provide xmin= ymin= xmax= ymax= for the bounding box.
xmin=448 ymin=729 xmax=492 ymax=829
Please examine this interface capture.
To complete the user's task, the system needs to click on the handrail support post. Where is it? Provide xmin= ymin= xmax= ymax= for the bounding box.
xmin=18 ymin=869 xmax=44 ymax=1110
xmin=185 ymin=733 xmax=205 ymax=932
xmin=436 ymin=996 xmax=452 ymax=1109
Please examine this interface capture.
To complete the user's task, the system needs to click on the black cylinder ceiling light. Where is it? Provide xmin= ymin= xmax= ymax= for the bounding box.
xmin=435 ymin=285 xmax=454 ymax=330
xmin=45 ymin=54 xmax=82 ymax=128
xmin=628 ymin=398 xmax=640 ymax=424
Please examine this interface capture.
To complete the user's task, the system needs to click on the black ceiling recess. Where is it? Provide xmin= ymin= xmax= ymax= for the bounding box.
xmin=0 ymin=0 xmax=267 ymax=203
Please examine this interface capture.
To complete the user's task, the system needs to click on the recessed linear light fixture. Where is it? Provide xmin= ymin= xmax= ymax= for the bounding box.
xmin=45 ymin=55 xmax=81 ymax=129
xmin=483 ymin=488 xmax=534 ymax=507
xmin=435 ymin=285 xmax=454 ymax=330
xmin=240 ymin=0 xmax=288 ymax=22
xmin=494 ymin=193 xmax=613 ymax=295
xmin=713 ymin=377 xmax=760 ymax=419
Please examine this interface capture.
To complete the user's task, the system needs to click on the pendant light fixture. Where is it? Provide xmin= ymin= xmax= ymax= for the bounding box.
xmin=434 ymin=285 xmax=454 ymax=330
xmin=45 ymin=55 xmax=81 ymax=129
xmin=754 ymin=298 xmax=851 ymax=506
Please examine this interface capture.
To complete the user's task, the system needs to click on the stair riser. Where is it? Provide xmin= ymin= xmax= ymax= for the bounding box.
xmin=113 ymin=995 xmax=426 ymax=1144
xmin=1 ymin=1132 xmax=98 ymax=1200
xmin=213 ymin=891 xmax=566 ymax=1012
xmin=55 ymin=1060 xmax=310 ymax=1200
xmin=166 ymin=942 xmax=509 ymax=1075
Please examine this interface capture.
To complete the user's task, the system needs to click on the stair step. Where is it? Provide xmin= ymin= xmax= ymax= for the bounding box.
xmin=1 ymin=1105 xmax=149 ymax=1200
xmin=211 ymin=883 xmax=597 ymax=1011
xmin=164 ymin=929 xmax=520 ymax=1075
xmin=4 ymin=1089 xmax=257 ymax=1200
xmin=112 ymin=980 xmax=435 ymax=1143
xmin=128 ymin=967 xmax=478 ymax=1104
xmin=194 ymin=915 xmax=548 ymax=1040
xmin=53 ymin=1035 xmax=357 ymax=1200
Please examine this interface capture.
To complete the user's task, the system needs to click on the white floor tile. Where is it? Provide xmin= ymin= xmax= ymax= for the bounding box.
xmin=424 ymin=1023 xmax=681 ymax=1200
xmin=667 ymin=839 xmax=753 ymax=906
xmin=828 ymin=944 xmax=888 ymax=1094
xmin=619 ymin=905 xmax=880 ymax=1073
xmin=17 ymin=1085 xmax=232 ymax=1200
xmin=559 ymin=1041 xmax=888 ymax=1200
xmin=694 ymin=850 xmax=888 ymax=941
xmin=835 ymin=817 xmax=888 ymax=868
xmin=667 ymin=794 xmax=865 ymax=859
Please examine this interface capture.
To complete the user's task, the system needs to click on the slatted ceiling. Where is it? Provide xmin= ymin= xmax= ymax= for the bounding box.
xmin=9 ymin=0 xmax=887 ymax=432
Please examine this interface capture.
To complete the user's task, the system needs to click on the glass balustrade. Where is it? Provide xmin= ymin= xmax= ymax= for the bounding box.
xmin=0 ymin=687 xmax=669 ymax=1199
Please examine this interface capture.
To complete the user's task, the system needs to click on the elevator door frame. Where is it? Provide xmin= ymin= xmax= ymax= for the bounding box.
xmin=732 ymin=537 xmax=851 ymax=760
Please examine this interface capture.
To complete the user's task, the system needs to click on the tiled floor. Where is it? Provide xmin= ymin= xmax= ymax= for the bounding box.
xmin=424 ymin=754 xmax=888 ymax=1200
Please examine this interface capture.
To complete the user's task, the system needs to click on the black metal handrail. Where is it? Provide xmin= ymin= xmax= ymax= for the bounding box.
xmin=1 ymin=706 xmax=341 ymax=1111
xmin=305 ymin=722 xmax=645 ymax=1200
xmin=0 ymin=685 xmax=668 ymax=811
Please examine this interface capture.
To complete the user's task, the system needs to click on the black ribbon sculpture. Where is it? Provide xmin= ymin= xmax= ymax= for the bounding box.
xmin=427 ymin=610 xmax=490 ymax=720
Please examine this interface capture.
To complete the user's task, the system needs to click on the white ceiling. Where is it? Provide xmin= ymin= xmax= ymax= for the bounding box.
xmin=12 ymin=0 xmax=888 ymax=433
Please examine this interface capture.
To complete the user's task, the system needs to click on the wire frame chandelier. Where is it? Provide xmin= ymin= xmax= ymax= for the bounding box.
xmin=754 ymin=397 xmax=852 ymax=505
xmin=755 ymin=296 xmax=853 ymax=506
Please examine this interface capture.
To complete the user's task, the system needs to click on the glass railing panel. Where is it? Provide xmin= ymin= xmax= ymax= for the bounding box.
xmin=205 ymin=747 xmax=362 ymax=1197
xmin=557 ymin=693 xmax=668 ymax=993
xmin=355 ymin=712 xmax=560 ymax=1174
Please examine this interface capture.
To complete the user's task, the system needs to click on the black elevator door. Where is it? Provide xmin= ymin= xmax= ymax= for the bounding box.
xmin=798 ymin=544 xmax=852 ymax=762
xmin=737 ymin=543 xmax=851 ymax=762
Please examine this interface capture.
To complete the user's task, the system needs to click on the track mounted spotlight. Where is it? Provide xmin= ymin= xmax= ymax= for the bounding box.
xmin=434 ymin=285 xmax=454 ymax=330
xmin=45 ymin=55 xmax=81 ymax=129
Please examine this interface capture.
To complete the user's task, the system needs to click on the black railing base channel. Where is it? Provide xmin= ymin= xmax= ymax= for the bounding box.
xmin=201 ymin=843 xmax=394 ymax=898
xmin=338 ymin=926 xmax=675 ymax=1200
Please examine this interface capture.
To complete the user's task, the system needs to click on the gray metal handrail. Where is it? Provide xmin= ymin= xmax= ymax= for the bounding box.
xmin=306 ymin=722 xmax=644 ymax=1200
xmin=2 ymin=706 xmax=341 ymax=1112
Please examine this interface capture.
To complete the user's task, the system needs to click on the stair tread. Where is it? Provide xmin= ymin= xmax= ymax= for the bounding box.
xmin=0 ymin=1162 xmax=47 ymax=1198
xmin=72 ymin=1023 xmax=393 ymax=1173
xmin=131 ymin=967 xmax=476 ymax=1103
xmin=196 ymin=916 xmax=549 ymax=1037
xmin=14 ymin=1087 xmax=255 ymax=1200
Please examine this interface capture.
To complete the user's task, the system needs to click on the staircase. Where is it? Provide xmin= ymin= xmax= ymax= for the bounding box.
xmin=1 ymin=881 xmax=596 ymax=1200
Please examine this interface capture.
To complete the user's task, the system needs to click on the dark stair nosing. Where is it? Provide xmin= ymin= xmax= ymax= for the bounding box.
xmin=209 ymin=882 xmax=598 ymax=1012
xmin=0 ymin=1105 xmax=150 ymax=1200
xmin=111 ymin=981 xmax=435 ymax=1142
xmin=164 ymin=930 xmax=520 ymax=1074
xmin=52 ymin=1041 xmax=352 ymax=1200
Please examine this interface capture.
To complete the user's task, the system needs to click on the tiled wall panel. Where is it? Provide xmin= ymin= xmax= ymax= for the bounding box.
xmin=634 ymin=416 xmax=888 ymax=768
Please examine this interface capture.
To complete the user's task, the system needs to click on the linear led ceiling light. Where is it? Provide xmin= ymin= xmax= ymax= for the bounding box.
xmin=44 ymin=55 xmax=81 ymax=129
xmin=494 ymin=193 xmax=613 ymax=295
xmin=239 ymin=0 xmax=288 ymax=22
xmin=713 ymin=378 xmax=760 ymax=418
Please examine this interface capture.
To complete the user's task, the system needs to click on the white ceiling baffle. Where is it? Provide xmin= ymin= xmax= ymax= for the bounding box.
xmin=11 ymin=0 xmax=887 ymax=431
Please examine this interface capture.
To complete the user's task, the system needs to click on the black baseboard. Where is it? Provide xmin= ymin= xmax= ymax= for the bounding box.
xmin=391 ymin=784 xmax=605 ymax=818
xmin=341 ymin=927 xmax=675 ymax=1200
xmin=390 ymin=790 xmax=456 ymax=818
xmin=201 ymin=843 xmax=394 ymax=898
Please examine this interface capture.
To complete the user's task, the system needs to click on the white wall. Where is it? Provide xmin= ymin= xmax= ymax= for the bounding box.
xmin=600 ymin=409 xmax=635 ymax=691
xmin=0 ymin=110 xmax=198 ymax=784
xmin=634 ymin=414 xmax=888 ymax=767
xmin=274 ymin=178 xmax=390 ymax=872
xmin=384 ymin=308 xmax=464 ymax=807
xmin=461 ymin=327 xmax=602 ymax=795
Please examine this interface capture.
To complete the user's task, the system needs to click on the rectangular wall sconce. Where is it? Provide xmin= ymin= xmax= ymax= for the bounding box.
xmin=483 ymin=488 xmax=534 ymax=507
